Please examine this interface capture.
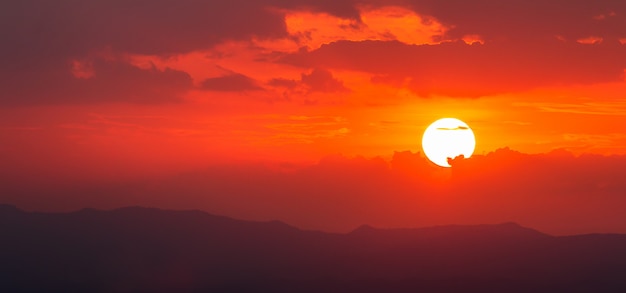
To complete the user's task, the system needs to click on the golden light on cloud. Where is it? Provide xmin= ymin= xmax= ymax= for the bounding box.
xmin=461 ymin=34 xmax=485 ymax=45
xmin=576 ymin=36 xmax=603 ymax=44
xmin=359 ymin=6 xmax=448 ymax=45
xmin=284 ymin=6 xmax=448 ymax=49
xmin=70 ymin=59 xmax=95 ymax=79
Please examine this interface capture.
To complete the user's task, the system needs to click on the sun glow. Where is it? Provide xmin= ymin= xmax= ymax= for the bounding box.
xmin=422 ymin=118 xmax=476 ymax=167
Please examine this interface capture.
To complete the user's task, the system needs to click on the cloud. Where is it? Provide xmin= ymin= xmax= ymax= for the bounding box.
xmin=398 ymin=0 xmax=626 ymax=43
xmin=201 ymin=73 xmax=262 ymax=92
xmin=0 ymin=0 xmax=369 ymax=105
xmin=301 ymin=68 xmax=349 ymax=93
xmin=0 ymin=59 xmax=194 ymax=105
xmin=282 ymin=6 xmax=446 ymax=49
xmin=0 ymin=0 xmax=370 ymax=71
xmin=437 ymin=126 xmax=469 ymax=130
xmin=0 ymin=1 xmax=287 ymax=61
xmin=515 ymin=99 xmax=626 ymax=116
xmin=274 ymin=1 xmax=626 ymax=97
xmin=280 ymin=39 xmax=626 ymax=97
xmin=273 ymin=0 xmax=362 ymax=20
xmin=268 ymin=68 xmax=349 ymax=94
xmin=267 ymin=78 xmax=300 ymax=89
xmin=0 ymin=1 xmax=307 ymax=105
xmin=3 ymin=0 xmax=626 ymax=104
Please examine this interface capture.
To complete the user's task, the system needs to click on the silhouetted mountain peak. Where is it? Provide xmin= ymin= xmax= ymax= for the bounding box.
xmin=499 ymin=221 xmax=521 ymax=227
xmin=415 ymin=222 xmax=551 ymax=241
xmin=76 ymin=207 xmax=99 ymax=214
xmin=0 ymin=203 xmax=18 ymax=210
xmin=350 ymin=224 xmax=377 ymax=234
xmin=501 ymin=222 xmax=547 ymax=233
xmin=266 ymin=219 xmax=295 ymax=229
xmin=349 ymin=222 xmax=548 ymax=240
xmin=494 ymin=222 xmax=550 ymax=236
xmin=0 ymin=204 xmax=20 ymax=214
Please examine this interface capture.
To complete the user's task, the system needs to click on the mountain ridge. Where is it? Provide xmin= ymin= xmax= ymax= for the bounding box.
xmin=1 ymin=203 xmax=559 ymax=236
xmin=2 ymin=203 xmax=626 ymax=292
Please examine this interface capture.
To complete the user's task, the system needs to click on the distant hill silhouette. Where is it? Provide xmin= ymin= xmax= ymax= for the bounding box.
xmin=2 ymin=204 xmax=626 ymax=292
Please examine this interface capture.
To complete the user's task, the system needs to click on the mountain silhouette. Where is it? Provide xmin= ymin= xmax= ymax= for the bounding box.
xmin=1 ymin=204 xmax=625 ymax=292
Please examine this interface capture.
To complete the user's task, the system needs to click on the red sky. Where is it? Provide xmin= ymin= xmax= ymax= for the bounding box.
xmin=1 ymin=0 xmax=625 ymax=235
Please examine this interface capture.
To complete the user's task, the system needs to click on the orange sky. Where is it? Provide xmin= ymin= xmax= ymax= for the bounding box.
xmin=1 ymin=0 xmax=625 ymax=234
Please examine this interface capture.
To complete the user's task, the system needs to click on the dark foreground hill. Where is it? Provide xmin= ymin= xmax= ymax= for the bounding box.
xmin=1 ymin=204 xmax=625 ymax=292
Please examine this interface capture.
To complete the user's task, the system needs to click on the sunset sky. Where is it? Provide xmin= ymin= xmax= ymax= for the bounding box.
xmin=1 ymin=0 xmax=625 ymax=235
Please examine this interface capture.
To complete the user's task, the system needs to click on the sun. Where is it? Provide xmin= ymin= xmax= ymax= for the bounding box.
xmin=422 ymin=118 xmax=476 ymax=167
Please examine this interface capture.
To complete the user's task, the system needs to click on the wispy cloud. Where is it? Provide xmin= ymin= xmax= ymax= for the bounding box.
xmin=0 ymin=126 xmax=43 ymax=131
xmin=436 ymin=126 xmax=469 ymax=130
xmin=515 ymin=99 xmax=626 ymax=116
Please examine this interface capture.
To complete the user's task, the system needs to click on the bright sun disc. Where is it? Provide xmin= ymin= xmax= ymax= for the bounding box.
xmin=422 ymin=118 xmax=476 ymax=167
